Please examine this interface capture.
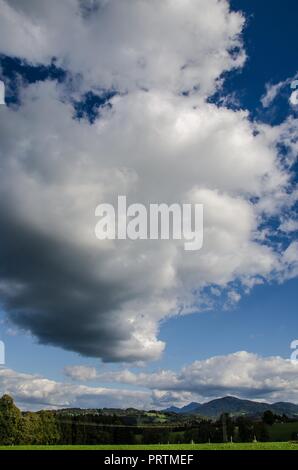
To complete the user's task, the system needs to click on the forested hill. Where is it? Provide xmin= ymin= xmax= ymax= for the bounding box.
xmin=164 ymin=396 xmax=298 ymax=418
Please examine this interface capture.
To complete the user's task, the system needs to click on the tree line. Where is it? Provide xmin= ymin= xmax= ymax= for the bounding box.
xmin=0 ymin=394 xmax=294 ymax=445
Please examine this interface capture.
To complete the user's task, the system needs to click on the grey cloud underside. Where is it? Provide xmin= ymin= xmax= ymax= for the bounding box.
xmin=0 ymin=212 xmax=139 ymax=360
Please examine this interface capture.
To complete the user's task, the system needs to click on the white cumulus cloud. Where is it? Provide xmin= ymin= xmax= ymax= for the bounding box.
xmin=0 ymin=1 xmax=297 ymax=363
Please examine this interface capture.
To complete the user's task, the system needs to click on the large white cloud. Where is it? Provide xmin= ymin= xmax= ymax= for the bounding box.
xmin=0 ymin=1 xmax=297 ymax=363
xmin=0 ymin=0 xmax=245 ymax=95
xmin=65 ymin=351 xmax=298 ymax=404
xmin=0 ymin=81 xmax=296 ymax=362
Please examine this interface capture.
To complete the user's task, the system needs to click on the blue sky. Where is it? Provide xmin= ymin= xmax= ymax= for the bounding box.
xmin=0 ymin=0 xmax=297 ymax=409
xmin=231 ymin=0 xmax=298 ymax=120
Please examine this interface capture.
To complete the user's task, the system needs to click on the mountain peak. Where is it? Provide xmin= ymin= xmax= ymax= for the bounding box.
xmin=164 ymin=396 xmax=298 ymax=418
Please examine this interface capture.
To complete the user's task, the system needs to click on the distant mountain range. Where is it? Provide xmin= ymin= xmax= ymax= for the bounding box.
xmin=164 ymin=396 xmax=298 ymax=418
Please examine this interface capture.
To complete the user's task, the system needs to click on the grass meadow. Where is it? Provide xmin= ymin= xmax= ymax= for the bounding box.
xmin=0 ymin=442 xmax=297 ymax=450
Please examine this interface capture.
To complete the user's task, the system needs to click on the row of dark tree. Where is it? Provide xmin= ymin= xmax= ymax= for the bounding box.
xmin=0 ymin=394 xmax=291 ymax=445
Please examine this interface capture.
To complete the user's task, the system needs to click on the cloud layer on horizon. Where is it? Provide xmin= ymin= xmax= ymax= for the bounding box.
xmin=2 ymin=351 xmax=298 ymax=410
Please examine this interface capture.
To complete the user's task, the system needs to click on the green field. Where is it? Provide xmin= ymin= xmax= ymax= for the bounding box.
xmin=0 ymin=442 xmax=297 ymax=450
